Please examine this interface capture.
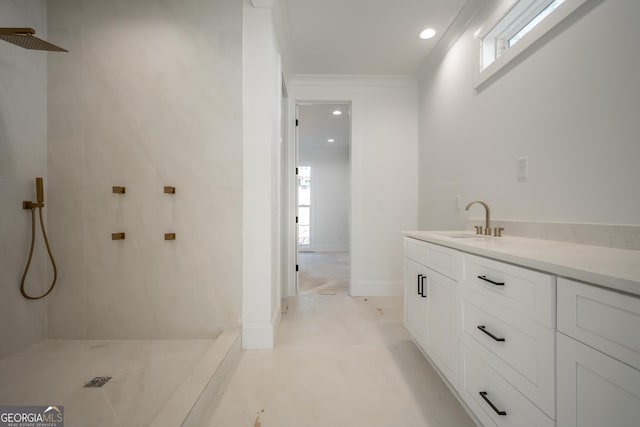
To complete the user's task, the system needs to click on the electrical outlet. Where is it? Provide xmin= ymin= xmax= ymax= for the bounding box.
xmin=517 ymin=156 xmax=528 ymax=180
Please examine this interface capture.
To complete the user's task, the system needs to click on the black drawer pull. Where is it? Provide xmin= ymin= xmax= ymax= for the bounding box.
xmin=479 ymin=391 xmax=507 ymax=416
xmin=477 ymin=325 xmax=506 ymax=342
xmin=417 ymin=274 xmax=423 ymax=295
xmin=477 ymin=275 xmax=505 ymax=286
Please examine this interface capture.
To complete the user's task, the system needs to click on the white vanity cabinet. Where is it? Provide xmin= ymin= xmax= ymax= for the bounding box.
xmin=404 ymin=238 xmax=460 ymax=387
xmin=557 ymin=278 xmax=640 ymax=427
xmin=404 ymin=234 xmax=640 ymax=427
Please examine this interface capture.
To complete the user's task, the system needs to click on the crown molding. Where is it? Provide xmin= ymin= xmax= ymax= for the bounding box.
xmin=290 ymin=74 xmax=417 ymax=88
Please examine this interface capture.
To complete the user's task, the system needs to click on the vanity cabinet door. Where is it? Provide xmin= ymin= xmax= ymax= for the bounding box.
xmin=405 ymin=259 xmax=428 ymax=350
xmin=405 ymin=257 xmax=459 ymax=386
xmin=557 ymin=332 xmax=640 ymax=427
xmin=424 ymin=268 xmax=459 ymax=387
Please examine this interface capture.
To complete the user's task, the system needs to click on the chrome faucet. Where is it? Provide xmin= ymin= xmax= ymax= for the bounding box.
xmin=465 ymin=200 xmax=492 ymax=236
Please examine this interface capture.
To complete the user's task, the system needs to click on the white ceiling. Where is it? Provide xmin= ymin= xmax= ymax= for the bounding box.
xmin=298 ymin=104 xmax=350 ymax=157
xmin=284 ymin=0 xmax=468 ymax=75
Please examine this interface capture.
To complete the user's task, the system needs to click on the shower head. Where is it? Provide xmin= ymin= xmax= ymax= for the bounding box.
xmin=0 ymin=28 xmax=67 ymax=52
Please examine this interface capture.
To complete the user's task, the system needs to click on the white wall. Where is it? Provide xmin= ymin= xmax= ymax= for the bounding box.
xmin=289 ymin=76 xmax=419 ymax=296
xmin=46 ymin=0 xmax=243 ymax=341
xmin=417 ymin=0 xmax=640 ymax=230
xmin=302 ymin=157 xmax=349 ymax=252
xmin=0 ymin=0 xmax=48 ymax=358
xmin=242 ymin=0 xmax=283 ymax=349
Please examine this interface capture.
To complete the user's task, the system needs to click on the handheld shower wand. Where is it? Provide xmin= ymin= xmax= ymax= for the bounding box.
xmin=36 ymin=177 xmax=44 ymax=204
xmin=20 ymin=177 xmax=58 ymax=300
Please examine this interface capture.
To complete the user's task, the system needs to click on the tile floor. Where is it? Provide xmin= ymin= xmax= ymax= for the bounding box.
xmin=298 ymin=252 xmax=350 ymax=295
xmin=207 ymin=295 xmax=475 ymax=426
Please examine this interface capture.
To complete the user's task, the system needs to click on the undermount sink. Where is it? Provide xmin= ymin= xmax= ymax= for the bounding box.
xmin=437 ymin=232 xmax=490 ymax=239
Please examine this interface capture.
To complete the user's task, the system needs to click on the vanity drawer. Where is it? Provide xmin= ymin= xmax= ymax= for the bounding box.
xmin=405 ymin=237 xmax=460 ymax=281
xmin=459 ymin=342 xmax=555 ymax=427
xmin=558 ymin=278 xmax=640 ymax=371
xmin=461 ymin=289 xmax=555 ymax=417
xmin=462 ymin=253 xmax=556 ymax=327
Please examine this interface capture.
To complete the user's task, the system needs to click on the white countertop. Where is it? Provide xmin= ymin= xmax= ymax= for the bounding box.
xmin=403 ymin=231 xmax=640 ymax=297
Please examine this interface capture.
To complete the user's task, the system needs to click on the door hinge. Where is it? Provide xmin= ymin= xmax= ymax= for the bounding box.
xmin=295 ymin=119 xmax=299 ymax=126
xmin=296 ymin=264 xmax=299 ymax=272
xmin=296 ymin=167 xmax=298 ymax=175
xmin=296 ymin=216 xmax=299 ymax=223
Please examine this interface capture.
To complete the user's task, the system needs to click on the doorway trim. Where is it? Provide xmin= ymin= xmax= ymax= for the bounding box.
xmin=286 ymin=100 xmax=352 ymax=297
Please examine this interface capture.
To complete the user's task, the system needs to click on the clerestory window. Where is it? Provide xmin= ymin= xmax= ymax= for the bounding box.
xmin=476 ymin=0 xmax=591 ymax=88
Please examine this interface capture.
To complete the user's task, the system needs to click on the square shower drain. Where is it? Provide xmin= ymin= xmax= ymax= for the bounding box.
xmin=84 ymin=376 xmax=112 ymax=388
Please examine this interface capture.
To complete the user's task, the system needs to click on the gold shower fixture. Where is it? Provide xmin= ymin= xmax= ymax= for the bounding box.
xmin=164 ymin=186 xmax=176 ymax=194
xmin=20 ymin=178 xmax=58 ymax=300
xmin=0 ymin=28 xmax=68 ymax=52
xmin=112 ymin=186 xmax=126 ymax=194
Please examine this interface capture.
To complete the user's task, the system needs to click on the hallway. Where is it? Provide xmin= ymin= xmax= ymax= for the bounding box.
xmin=207 ymin=295 xmax=475 ymax=426
xmin=298 ymin=252 xmax=350 ymax=295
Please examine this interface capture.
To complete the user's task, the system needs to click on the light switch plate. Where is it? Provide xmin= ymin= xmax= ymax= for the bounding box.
xmin=517 ymin=156 xmax=528 ymax=180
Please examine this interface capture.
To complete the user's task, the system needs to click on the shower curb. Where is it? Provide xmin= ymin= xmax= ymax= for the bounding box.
xmin=149 ymin=329 xmax=241 ymax=427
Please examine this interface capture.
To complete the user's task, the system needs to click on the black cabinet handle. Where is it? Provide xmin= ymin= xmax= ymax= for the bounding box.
xmin=479 ymin=391 xmax=507 ymax=416
xmin=417 ymin=274 xmax=423 ymax=295
xmin=477 ymin=275 xmax=505 ymax=286
xmin=420 ymin=275 xmax=427 ymax=298
xmin=477 ymin=325 xmax=506 ymax=342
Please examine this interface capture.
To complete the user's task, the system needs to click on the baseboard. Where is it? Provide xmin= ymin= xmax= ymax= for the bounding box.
xmin=351 ymin=280 xmax=403 ymax=297
xmin=241 ymin=309 xmax=281 ymax=349
xmin=305 ymin=245 xmax=349 ymax=252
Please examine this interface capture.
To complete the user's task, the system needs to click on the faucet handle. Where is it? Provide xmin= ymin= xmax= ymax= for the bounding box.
xmin=474 ymin=225 xmax=483 ymax=235
xmin=493 ymin=227 xmax=505 ymax=237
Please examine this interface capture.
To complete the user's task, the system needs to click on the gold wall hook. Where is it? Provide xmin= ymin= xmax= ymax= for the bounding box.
xmin=112 ymin=186 xmax=126 ymax=194
xmin=164 ymin=186 xmax=176 ymax=194
xmin=112 ymin=232 xmax=125 ymax=240
xmin=164 ymin=233 xmax=176 ymax=241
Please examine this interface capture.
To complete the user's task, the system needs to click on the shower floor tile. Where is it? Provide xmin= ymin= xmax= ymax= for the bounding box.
xmin=0 ymin=339 xmax=213 ymax=426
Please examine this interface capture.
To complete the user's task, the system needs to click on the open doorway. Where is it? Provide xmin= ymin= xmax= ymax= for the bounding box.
xmin=296 ymin=103 xmax=351 ymax=295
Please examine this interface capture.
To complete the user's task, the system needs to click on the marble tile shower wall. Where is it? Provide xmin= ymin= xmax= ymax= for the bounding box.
xmin=0 ymin=0 xmax=48 ymax=359
xmin=46 ymin=0 xmax=243 ymax=340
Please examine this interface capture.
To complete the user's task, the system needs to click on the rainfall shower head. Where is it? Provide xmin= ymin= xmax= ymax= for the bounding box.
xmin=0 ymin=28 xmax=67 ymax=52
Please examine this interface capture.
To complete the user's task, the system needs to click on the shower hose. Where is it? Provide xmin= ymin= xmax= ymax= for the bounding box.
xmin=20 ymin=205 xmax=58 ymax=300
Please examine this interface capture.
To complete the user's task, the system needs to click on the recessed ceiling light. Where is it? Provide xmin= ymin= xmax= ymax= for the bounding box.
xmin=327 ymin=139 xmax=335 ymax=143
xmin=332 ymin=110 xmax=342 ymax=116
xmin=419 ymin=28 xmax=436 ymax=40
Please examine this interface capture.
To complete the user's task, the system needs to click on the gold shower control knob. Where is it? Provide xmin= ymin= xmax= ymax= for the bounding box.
xmin=112 ymin=186 xmax=126 ymax=194
xmin=164 ymin=186 xmax=176 ymax=194
xmin=112 ymin=232 xmax=125 ymax=240
xmin=164 ymin=233 xmax=176 ymax=241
